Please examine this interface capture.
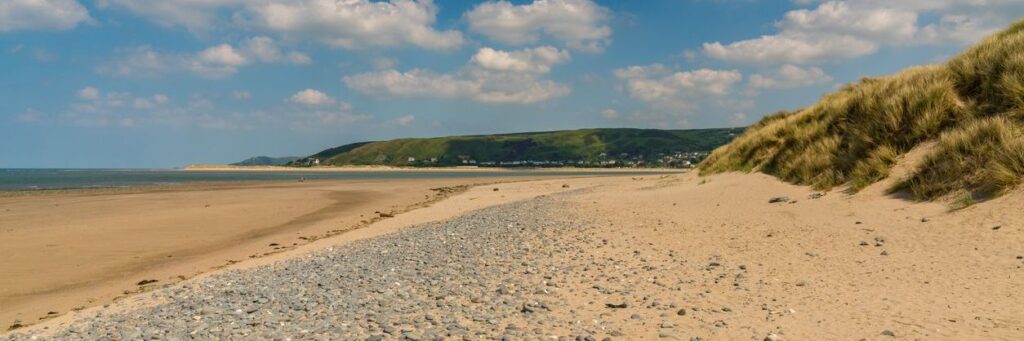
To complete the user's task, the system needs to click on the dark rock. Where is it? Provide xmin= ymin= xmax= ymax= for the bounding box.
xmin=768 ymin=197 xmax=790 ymax=204
xmin=136 ymin=279 xmax=158 ymax=286
xmin=881 ymin=330 xmax=896 ymax=337
xmin=605 ymin=303 xmax=628 ymax=309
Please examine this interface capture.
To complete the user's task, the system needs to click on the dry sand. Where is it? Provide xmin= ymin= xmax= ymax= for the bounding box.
xmin=4 ymin=171 xmax=1022 ymax=339
xmin=548 ymin=172 xmax=1023 ymax=339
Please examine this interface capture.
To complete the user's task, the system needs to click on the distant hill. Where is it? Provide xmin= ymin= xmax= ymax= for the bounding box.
xmin=701 ymin=19 xmax=1024 ymax=205
xmin=231 ymin=156 xmax=301 ymax=166
xmin=291 ymin=128 xmax=743 ymax=168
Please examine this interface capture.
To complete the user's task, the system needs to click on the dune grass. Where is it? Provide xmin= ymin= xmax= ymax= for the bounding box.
xmin=701 ymin=19 xmax=1024 ymax=204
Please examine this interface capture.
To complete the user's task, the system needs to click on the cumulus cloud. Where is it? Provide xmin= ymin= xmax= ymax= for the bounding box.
xmin=289 ymin=89 xmax=335 ymax=106
xmin=96 ymin=0 xmax=463 ymax=50
xmin=614 ymin=64 xmax=743 ymax=112
xmin=344 ymin=46 xmax=572 ymax=104
xmin=470 ymin=46 xmax=570 ymax=74
xmin=242 ymin=0 xmax=463 ymax=50
xmin=77 ymin=86 xmax=100 ymax=99
xmin=748 ymin=64 xmax=832 ymax=89
xmin=466 ymin=0 xmax=611 ymax=52
xmin=98 ymin=37 xmax=309 ymax=78
xmin=703 ymin=0 xmax=1024 ymax=65
xmin=0 ymin=0 xmax=92 ymax=32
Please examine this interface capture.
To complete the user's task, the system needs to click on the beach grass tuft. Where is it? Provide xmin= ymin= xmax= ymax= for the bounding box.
xmin=701 ymin=18 xmax=1024 ymax=203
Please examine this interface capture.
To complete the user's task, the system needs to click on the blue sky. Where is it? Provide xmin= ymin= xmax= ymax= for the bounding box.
xmin=2 ymin=0 xmax=1022 ymax=168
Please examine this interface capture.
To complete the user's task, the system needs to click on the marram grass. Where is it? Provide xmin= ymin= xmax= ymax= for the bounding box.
xmin=701 ymin=18 xmax=1024 ymax=204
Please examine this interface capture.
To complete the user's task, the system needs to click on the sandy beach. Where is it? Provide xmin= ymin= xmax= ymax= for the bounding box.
xmin=0 ymin=174 xmax=613 ymax=331
xmin=3 ymin=172 xmax=1023 ymax=339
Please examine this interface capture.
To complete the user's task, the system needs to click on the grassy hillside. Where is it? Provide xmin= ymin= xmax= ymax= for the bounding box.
xmin=230 ymin=156 xmax=300 ymax=166
xmin=292 ymin=128 xmax=743 ymax=167
xmin=700 ymin=19 xmax=1024 ymax=204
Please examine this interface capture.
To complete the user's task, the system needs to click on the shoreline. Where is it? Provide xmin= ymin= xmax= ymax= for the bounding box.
xmin=183 ymin=164 xmax=689 ymax=172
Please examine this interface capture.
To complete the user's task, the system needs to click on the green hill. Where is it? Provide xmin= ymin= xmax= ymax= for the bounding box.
xmin=292 ymin=128 xmax=743 ymax=168
xmin=230 ymin=156 xmax=301 ymax=166
xmin=701 ymin=19 xmax=1024 ymax=205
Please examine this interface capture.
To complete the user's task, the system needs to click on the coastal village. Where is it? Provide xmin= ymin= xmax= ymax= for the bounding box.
xmin=301 ymin=150 xmax=712 ymax=168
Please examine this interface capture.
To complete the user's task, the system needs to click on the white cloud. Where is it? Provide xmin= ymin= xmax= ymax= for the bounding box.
xmin=344 ymin=46 xmax=572 ymax=104
xmin=471 ymin=46 xmax=570 ymax=74
xmin=703 ymin=0 xmax=1024 ymax=65
xmin=703 ymin=32 xmax=878 ymax=65
xmin=77 ymin=86 xmax=100 ymax=99
xmin=190 ymin=44 xmax=248 ymax=76
xmin=466 ymin=0 xmax=611 ymax=52
xmin=0 ymin=0 xmax=92 ymax=32
xmin=240 ymin=36 xmax=311 ymax=64
xmin=99 ymin=37 xmax=308 ymax=78
xmin=289 ymin=89 xmax=335 ymax=106
xmin=780 ymin=1 xmax=919 ymax=42
xmin=385 ymin=114 xmax=416 ymax=126
xmin=614 ymin=64 xmax=743 ymax=112
xmin=749 ymin=64 xmax=832 ymax=89
xmin=242 ymin=0 xmax=463 ymax=50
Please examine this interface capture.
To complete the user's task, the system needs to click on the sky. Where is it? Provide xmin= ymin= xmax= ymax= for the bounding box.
xmin=2 ymin=0 xmax=1023 ymax=168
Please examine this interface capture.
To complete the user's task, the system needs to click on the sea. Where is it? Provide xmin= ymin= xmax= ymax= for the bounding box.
xmin=0 ymin=168 xmax=678 ymax=191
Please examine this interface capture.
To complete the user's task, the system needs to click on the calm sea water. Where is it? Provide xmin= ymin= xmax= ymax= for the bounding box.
xmin=0 ymin=168 xmax=677 ymax=191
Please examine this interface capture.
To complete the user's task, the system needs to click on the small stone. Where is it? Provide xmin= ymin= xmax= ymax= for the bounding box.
xmin=992 ymin=225 xmax=1002 ymax=230
xmin=605 ymin=303 xmax=628 ymax=309
xmin=859 ymin=241 xmax=869 ymax=246
xmin=881 ymin=330 xmax=896 ymax=337
xmin=630 ymin=314 xmax=642 ymax=320
xmin=764 ymin=333 xmax=784 ymax=341
xmin=676 ymin=309 xmax=687 ymax=316
xmin=768 ymin=197 xmax=790 ymax=204
xmin=880 ymin=251 xmax=889 ymax=256
xmin=136 ymin=279 xmax=158 ymax=285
